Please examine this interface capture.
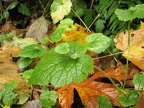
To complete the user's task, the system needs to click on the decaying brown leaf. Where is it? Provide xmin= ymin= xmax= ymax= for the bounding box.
xmin=57 ymin=63 xmax=132 ymax=108
xmin=0 ymin=46 xmax=30 ymax=104
xmin=134 ymin=92 xmax=144 ymax=108
xmin=26 ymin=16 xmax=48 ymax=41
xmin=22 ymin=100 xmax=42 ymax=108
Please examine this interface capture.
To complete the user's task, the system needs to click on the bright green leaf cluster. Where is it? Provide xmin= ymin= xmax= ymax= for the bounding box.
xmin=50 ymin=18 xmax=75 ymax=42
xmin=40 ymin=90 xmax=58 ymax=108
xmin=115 ymin=4 xmax=144 ymax=21
xmin=0 ymin=80 xmax=18 ymax=106
xmin=118 ymin=90 xmax=138 ymax=107
xmin=28 ymin=42 xmax=93 ymax=87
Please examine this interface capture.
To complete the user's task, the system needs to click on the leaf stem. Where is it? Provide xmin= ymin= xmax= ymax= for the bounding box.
xmin=71 ymin=8 xmax=91 ymax=32
xmin=94 ymin=65 xmax=126 ymax=96
xmin=88 ymin=14 xmax=100 ymax=29
xmin=92 ymin=52 xmax=123 ymax=60
xmin=90 ymin=0 xmax=94 ymax=9
xmin=0 ymin=103 xmax=4 ymax=107
xmin=123 ymin=21 xmax=131 ymax=88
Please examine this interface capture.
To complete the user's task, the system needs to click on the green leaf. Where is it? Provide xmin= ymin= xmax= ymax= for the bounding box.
xmin=72 ymin=0 xmax=87 ymax=17
xmin=40 ymin=90 xmax=58 ymax=108
xmin=2 ymin=11 xmax=9 ymax=19
xmin=0 ymin=80 xmax=18 ymax=105
xmin=98 ymin=0 xmax=115 ymax=13
xmin=18 ymin=44 xmax=46 ymax=58
xmin=67 ymin=42 xmax=87 ymax=58
xmin=50 ymin=18 xmax=75 ymax=42
xmin=40 ymin=37 xmax=49 ymax=43
xmin=54 ymin=43 xmax=69 ymax=54
xmin=23 ymin=69 xmax=34 ymax=79
xmin=94 ymin=19 xmax=105 ymax=33
xmin=86 ymin=33 xmax=111 ymax=54
xmin=115 ymin=9 xmax=136 ymax=21
xmin=7 ymin=1 xmax=19 ymax=10
xmin=28 ymin=42 xmax=93 ymax=87
xmin=118 ymin=90 xmax=138 ymax=107
xmin=83 ymin=9 xmax=95 ymax=27
xmin=18 ymin=3 xmax=30 ymax=16
xmin=50 ymin=0 xmax=72 ymax=23
xmin=115 ymin=4 xmax=144 ymax=21
xmin=134 ymin=4 xmax=144 ymax=18
xmin=133 ymin=74 xmax=144 ymax=90
xmin=18 ymin=57 xmax=33 ymax=69
xmin=97 ymin=96 xmax=112 ymax=108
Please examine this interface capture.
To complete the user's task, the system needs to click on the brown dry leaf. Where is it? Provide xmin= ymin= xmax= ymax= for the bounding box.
xmin=114 ymin=29 xmax=144 ymax=70
xmin=62 ymin=24 xmax=92 ymax=44
xmin=134 ymin=92 xmax=144 ymax=108
xmin=22 ymin=100 xmax=42 ymax=108
xmin=57 ymin=64 xmax=132 ymax=108
xmin=0 ymin=21 xmax=16 ymax=33
xmin=26 ymin=16 xmax=48 ymax=41
xmin=0 ymin=46 xmax=30 ymax=104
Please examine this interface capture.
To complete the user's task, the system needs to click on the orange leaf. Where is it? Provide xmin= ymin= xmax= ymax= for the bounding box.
xmin=56 ymin=63 xmax=133 ymax=108
xmin=90 ymin=64 xmax=132 ymax=81
xmin=57 ymin=85 xmax=74 ymax=108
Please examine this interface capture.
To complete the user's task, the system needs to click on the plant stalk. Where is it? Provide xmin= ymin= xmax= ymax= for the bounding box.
xmin=94 ymin=65 xmax=127 ymax=96
xmin=71 ymin=8 xmax=91 ymax=32
xmin=123 ymin=21 xmax=131 ymax=88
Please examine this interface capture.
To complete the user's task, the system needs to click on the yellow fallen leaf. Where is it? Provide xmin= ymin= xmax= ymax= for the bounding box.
xmin=114 ymin=29 xmax=144 ymax=70
xmin=62 ymin=24 xmax=91 ymax=44
xmin=140 ymin=21 xmax=144 ymax=29
xmin=123 ymin=39 xmax=144 ymax=70
xmin=3 ymin=105 xmax=10 ymax=108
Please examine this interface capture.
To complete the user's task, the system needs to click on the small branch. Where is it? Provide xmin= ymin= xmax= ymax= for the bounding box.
xmin=92 ymin=52 xmax=123 ymax=60
xmin=90 ymin=0 xmax=94 ymax=9
xmin=71 ymin=8 xmax=91 ymax=32
xmin=88 ymin=14 xmax=100 ymax=29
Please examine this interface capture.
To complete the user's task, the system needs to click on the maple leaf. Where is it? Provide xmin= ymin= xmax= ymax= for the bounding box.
xmin=57 ymin=64 xmax=132 ymax=108
xmin=62 ymin=24 xmax=91 ymax=44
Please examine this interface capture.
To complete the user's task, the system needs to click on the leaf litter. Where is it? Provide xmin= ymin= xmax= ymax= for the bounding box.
xmin=0 ymin=18 xmax=144 ymax=108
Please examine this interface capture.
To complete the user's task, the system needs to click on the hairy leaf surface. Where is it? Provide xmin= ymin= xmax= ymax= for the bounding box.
xmin=28 ymin=42 xmax=93 ymax=87
xmin=86 ymin=33 xmax=110 ymax=54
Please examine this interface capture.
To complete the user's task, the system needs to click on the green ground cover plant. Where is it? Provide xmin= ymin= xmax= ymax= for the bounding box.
xmin=0 ymin=0 xmax=144 ymax=108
